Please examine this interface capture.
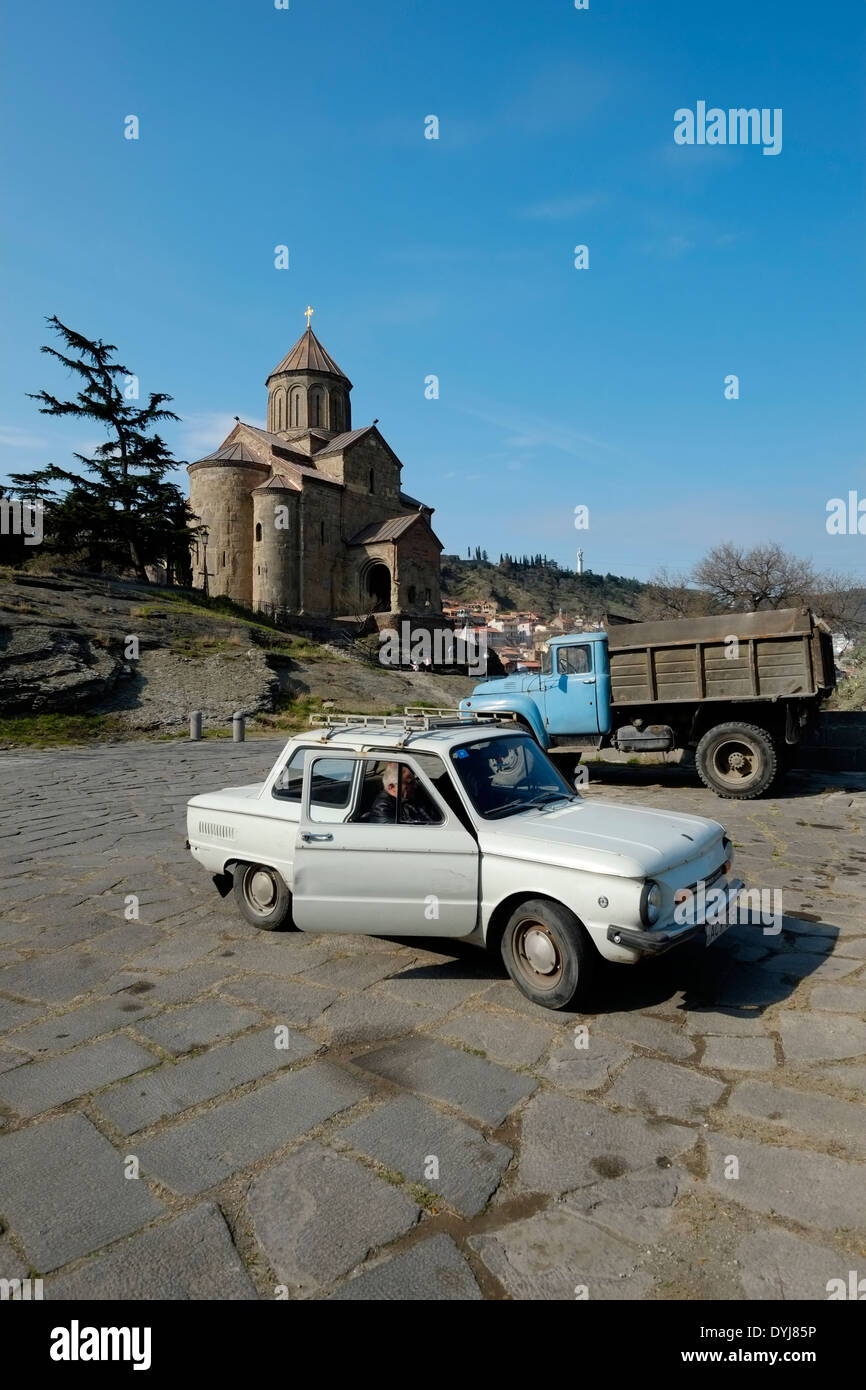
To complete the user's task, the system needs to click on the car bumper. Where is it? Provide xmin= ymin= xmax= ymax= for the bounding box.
xmin=606 ymin=878 xmax=745 ymax=956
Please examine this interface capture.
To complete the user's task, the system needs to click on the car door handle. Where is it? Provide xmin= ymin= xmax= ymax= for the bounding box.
xmin=301 ymin=832 xmax=333 ymax=842
xmin=580 ymin=677 xmax=596 ymax=684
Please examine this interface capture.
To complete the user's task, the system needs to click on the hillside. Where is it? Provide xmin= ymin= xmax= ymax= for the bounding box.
xmin=441 ymin=555 xmax=645 ymax=619
xmin=0 ymin=572 xmax=474 ymax=745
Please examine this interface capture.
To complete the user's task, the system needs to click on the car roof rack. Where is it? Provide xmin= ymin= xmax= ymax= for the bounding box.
xmin=307 ymin=707 xmax=516 ymax=744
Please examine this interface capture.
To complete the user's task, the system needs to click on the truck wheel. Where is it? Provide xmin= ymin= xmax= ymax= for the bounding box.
xmin=500 ymin=897 xmax=596 ymax=1010
xmin=233 ymin=862 xmax=292 ymax=930
xmin=695 ymin=722 xmax=778 ymax=800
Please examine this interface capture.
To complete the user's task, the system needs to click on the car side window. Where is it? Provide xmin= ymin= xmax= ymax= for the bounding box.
xmin=557 ymin=645 xmax=591 ymax=675
xmin=353 ymin=758 xmax=443 ymax=826
xmin=272 ymin=746 xmax=306 ymax=801
xmin=307 ymin=757 xmax=357 ymax=821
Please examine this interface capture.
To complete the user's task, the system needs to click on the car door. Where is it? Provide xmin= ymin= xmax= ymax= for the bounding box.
xmin=542 ymin=643 xmax=600 ymax=734
xmin=291 ymin=751 xmax=480 ymax=937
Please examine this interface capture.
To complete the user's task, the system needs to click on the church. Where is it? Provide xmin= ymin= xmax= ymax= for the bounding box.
xmin=187 ymin=311 xmax=443 ymax=622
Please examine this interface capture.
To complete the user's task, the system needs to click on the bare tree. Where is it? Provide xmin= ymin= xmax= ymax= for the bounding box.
xmin=693 ymin=543 xmax=816 ymax=611
xmin=637 ymin=567 xmax=715 ymax=621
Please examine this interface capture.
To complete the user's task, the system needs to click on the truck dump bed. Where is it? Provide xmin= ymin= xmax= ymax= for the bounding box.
xmin=606 ymin=608 xmax=835 ymax=706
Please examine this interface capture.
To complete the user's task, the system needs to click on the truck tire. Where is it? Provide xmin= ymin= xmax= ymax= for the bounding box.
xmin=695 ymin=722 xmax=778 ymax=800
xmin=232 ymin=862 xmax=292 ymax=930
xmin=500 ymin=897 xmax=596 ymax=1010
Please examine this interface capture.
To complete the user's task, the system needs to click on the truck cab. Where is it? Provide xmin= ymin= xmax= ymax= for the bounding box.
xmin=461 ymin=632 xmax=612 ymax=747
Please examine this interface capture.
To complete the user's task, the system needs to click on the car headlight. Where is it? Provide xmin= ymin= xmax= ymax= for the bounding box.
xmin=722 ymin=837 xmax=734 ymax=873
xmin=640 ymin=880 xmax=663 ymax=926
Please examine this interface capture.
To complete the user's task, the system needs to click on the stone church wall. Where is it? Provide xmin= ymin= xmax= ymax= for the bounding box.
xmin=188 ymin=461 xmax=267 ymax=605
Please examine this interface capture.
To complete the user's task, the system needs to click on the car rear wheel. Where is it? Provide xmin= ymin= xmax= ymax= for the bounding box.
xmin=233 ymin=862 xmax=292 ymax=931
xmin=500 ymin=897 xmax=596 ymax=1010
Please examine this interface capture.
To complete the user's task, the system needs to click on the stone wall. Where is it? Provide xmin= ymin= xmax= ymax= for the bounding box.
xmin=188 ymin=461 xmax=267 ymax=605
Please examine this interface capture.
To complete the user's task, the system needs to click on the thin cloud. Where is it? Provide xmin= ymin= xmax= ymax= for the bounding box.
xmin=518 ymin=193 xmax=605 ymax=222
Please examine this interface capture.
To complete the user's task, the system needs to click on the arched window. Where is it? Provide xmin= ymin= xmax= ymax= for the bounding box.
xmin=255 ymin=522 xmax=262 ymax=542
xmin=291 ymin=387 xmax=302 ymax=427
xmin=320 ymin=520 xmax=325 ymax=543
xmin=408 ymin=585 xmax=416 ymax=604
xmin=310 ymin=388 xmax=324 ymax=428
xmin=369 ymin=468 xmax=375 ymax=494
xmin=221 ymin=552 xmax=226 ymax=569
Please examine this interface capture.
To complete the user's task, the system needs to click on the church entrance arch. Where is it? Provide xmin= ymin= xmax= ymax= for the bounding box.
xmin=362 ymin=560 xmax=391 ymax=612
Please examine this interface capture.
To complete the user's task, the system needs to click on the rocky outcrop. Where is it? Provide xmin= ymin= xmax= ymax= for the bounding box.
xmin=0 ymin=620 xmax=132 ymax=713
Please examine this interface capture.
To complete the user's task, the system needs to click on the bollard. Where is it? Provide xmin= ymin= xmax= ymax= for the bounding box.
xmin=233 ymin=711 xmax=245 ymax=743
xmin=190 ymin=711 xmax=202 ymax=742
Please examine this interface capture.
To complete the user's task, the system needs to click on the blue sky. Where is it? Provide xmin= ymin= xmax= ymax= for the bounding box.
xmin=2 ymin=0 xmax=864 ymax=581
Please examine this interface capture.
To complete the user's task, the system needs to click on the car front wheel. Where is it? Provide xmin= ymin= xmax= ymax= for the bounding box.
xmin=232 ymin=862 xmax=292 ymax=931
xmin=500 ymin=897 xmax=596 ymax=1010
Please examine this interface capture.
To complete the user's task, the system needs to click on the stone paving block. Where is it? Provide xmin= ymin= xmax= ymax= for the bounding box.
xmin=246 ymin=1141 xmax=420 ymax=1296
xmin=809 ymin=981 xmax=866 ymax=1014
xmin=136 ymin=1063 xmax=369 ymax=1195
xmin=814 ymin=1063 xmax=866 ymax=1094
xmin=0 ymin=1238 xmax=29 ymax=1283
xmin=563 ymin=1167 xmax=682 ymax=1245
xmin=435 ymin=1007 xmax=556 ymax=1067
xmin=539 ymin=1034 xmax=634 ymax=1093
xmin=318 ymin=993 xmax=439 ymax=1048
xmin=378 ymin=969 xmax=491 ymax=1013
xmin=728 ymin=1078 xmax=866 ymax=1156
xmin=519 ymin=1091 xmax=693 ymax=1196
xmin=96 ymin=1027 xmax=319 ymax=1133
xmin=338 ymin=1093 xmax=512 ymax=1216
xmin=0 ymin=1113 xmax=164 ymax=1271
xmin=46 ymin=1203 xmax=257 ymax=1300
xmin=593 ymin=1011 xmax=694 ymax=1060
xmin=481 ymin=981 xmax=569 ymax=1022
xmin=6 ymin=995 xmax=161 ymax=1056
xmin=471 ymin=1205 xmax=655 ymax=1301
xmin=0 ymin=997 xmax=43 ymax=1035
xmin=126 ymin=936 xmax=225 ymax=972
xmin=221 ymin=975 xmax=338 ymax=1025
xmin=107 ymin=963 xmax=235 ymax=1007
xmin=700 ymin=1036 xmax=776 ymax=1071
xmin=685 ymin=1008 xmax=768 ymax=1037
xmin=217 ymin=938 xmax=340 ymax=977
xmin=135 ymin=1001 xmax=262 ymax=1055
xmin=303 ymin=954 xmax=407 ymax=993
xmin=0 ymin=1035 xmax=158 ymax=1117
xmin=738 ymin=1228 xmax=849 ymax=1300
xmin=328 ymin=1233 xmax=482 ymax=1301
xmin=0 ymin=950 xmax=126 ymax=1005
xmin=703 ymin=1132 xmax=866 ymax=1230
xmin=607 ymin=1056 xmax=726 ymax=1121
xmin=779 ymin=1012 xmax=866 ymax=1062
xmin=354 ymin=1036 xmax=536 ymax=1126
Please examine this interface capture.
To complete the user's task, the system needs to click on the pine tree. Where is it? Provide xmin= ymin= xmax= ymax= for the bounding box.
xmin=11 ymin=317 xmax=195 ymax=580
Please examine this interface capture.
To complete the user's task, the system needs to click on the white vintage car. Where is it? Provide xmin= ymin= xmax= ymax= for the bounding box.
xmin=186 ymin=712 xmax=744 ymax=1010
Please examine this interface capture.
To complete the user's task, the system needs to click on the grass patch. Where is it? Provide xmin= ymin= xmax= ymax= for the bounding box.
xmin=169 ymin=633 xmax=243 ymax=658
xmin=0 ymin=713 xmax=132 ymax=746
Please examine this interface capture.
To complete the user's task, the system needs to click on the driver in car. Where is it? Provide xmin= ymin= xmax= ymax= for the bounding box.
xmin=366 ymin=762 xmax=438 ymax=824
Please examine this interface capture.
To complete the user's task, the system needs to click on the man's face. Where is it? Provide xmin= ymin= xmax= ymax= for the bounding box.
xmin=386 ymin=767 xmax=418 ymax=799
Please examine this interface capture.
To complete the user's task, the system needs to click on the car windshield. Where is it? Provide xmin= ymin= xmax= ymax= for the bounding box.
xmin=449 ymin=734 xmax=579 ymax=820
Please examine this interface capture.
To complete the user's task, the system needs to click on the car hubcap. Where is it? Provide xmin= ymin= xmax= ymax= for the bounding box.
xmin=524 ymin=927 xmax=558 ymax=973
xmin=248 ymin=870 xmax=276 ymax=913
xmin=513 ymin=918 xmax=564 ymax=991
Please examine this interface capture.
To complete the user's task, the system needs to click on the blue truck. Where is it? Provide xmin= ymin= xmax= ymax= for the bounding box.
xmin=460 ymin=608 xmax=836 ymax=799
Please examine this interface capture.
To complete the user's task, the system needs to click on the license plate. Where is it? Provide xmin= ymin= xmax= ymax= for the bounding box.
xmin=705 ymin=917 xmax=732 ymax=946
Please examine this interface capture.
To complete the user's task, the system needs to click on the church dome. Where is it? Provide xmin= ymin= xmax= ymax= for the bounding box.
xmin=266 ymin=325 xmax=352 ymax=387
xmin=265 ymin=314 xmax=353 ymax=435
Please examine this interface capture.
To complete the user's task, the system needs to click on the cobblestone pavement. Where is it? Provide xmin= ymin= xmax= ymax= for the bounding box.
xmin=0 ymin=741 xmax=864 ymax=1300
